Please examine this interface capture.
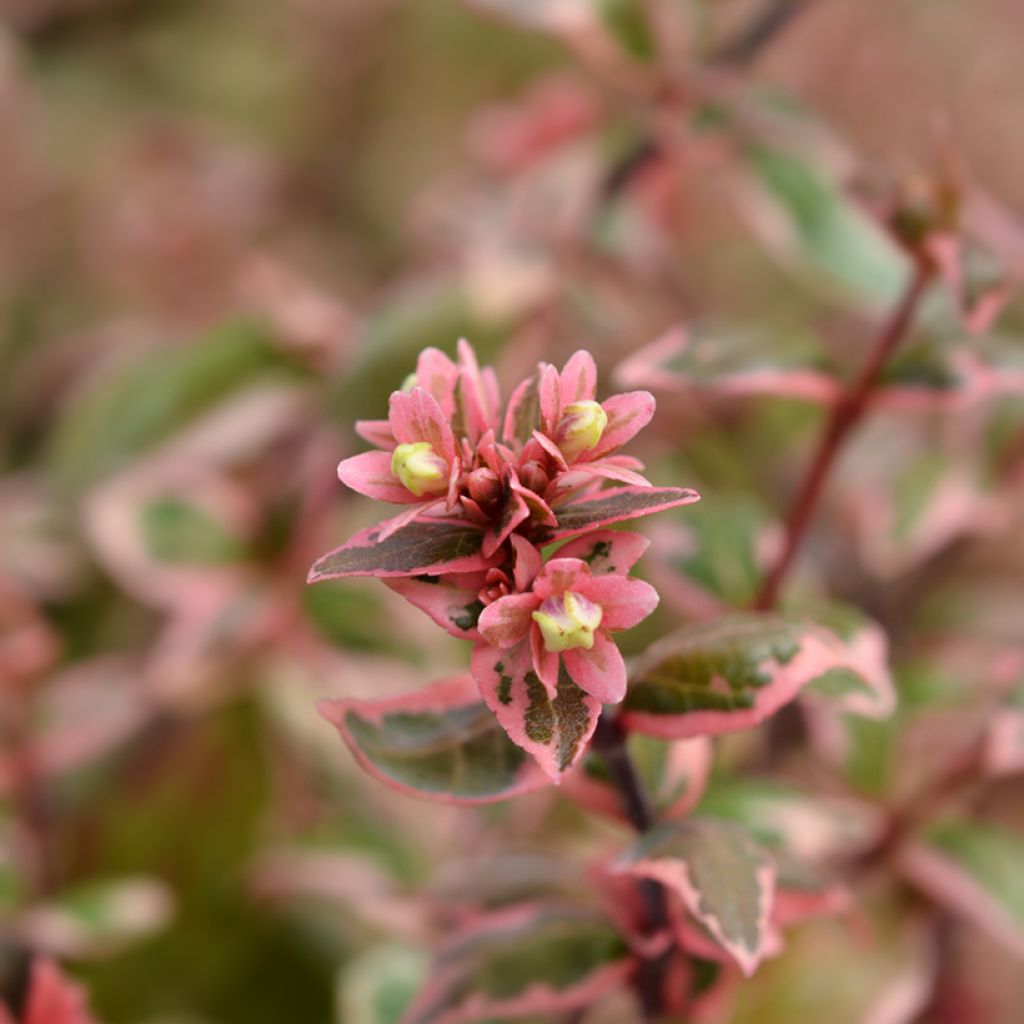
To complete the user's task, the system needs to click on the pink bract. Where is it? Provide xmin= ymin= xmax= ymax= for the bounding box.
xmin=475 ymin=545 xmax=658 ymax=705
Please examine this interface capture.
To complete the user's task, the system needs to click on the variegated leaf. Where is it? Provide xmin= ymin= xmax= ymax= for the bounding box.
xmin=318 ymin=675 xmax=547 ymax=804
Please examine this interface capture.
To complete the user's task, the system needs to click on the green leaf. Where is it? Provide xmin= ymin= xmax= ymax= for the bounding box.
xmin=403 ymin=904 xmax=631 ymax=1024
xmin=902 ymin=819 xmax=1024 ymax=957
xmin=615 ymin=818 xmax=775 ymax=975
xmin=336 ymin=945 xmax=427 ymax=1024
xmin=657 ymin=494 xmax=776 ymax=609
xmin=621 ymin=613 xmax=894 ymax=740
xmin=141 ymin=498 xmax=247 ymax=565
xmin=20 ymin=877 xmax=173 ymax=958
xmin=729 ymin=914 xmax=932 ymax=1024
xmin=302 ymin=581 xmax=420 ymax=658
xmin=744 ymin=147 xmax=911 ymax=311
xmin=318 ymin=675 xmax=547 ymax=804
xmin=697 ymin=779 xmax=883 ymax=874
xmin=598 ymin=0 xmax=655 ymax=60
xmin=46 ymin=320 xmax=301 ymax=490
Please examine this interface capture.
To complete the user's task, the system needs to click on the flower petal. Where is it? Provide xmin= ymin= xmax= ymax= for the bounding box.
xmin=455 ymin=339 xmax=500 ymax=443
xmin=556 ymin=530 xmax=650 ymax=575
xmin=571 ymin=460 xmax=651 ymax=487
xmin=559 ymin=350 xmax=598 ymax=405
xmin=354 ymin=418 xmax=395 ymax=450
xmin=563 ymin=631 xmax=627 ymax=704
xmin=534 ymin=557 xmax=590 ymax=599
xmin=388 ymin=387 xmax=457 ymax=464
xmin=483 ymin=476 xmax=531 ymax=557
xmin=337 ymin=451 xmax=420 ymax=503
xmin=530 ymin=429 xmax=568 ymax=470
xmin=583 ymin=391 xmax=656 ymax=460
xmin=538 ymin=362 xmax=562 ymax=436
xmin=503 ymin=372 xmax=542 ymax=447
xmin=511 ymin=534 xmax=542 ymax=591
xmin=509 ymin=472 xmax=557 ymax=527
xmin=581 ymin=576 xmax=659 ymax=631
xmin=478 ymin=592 xmax=541 ymax=648
xmin=415 ymin=346 xmax=458 ymax=413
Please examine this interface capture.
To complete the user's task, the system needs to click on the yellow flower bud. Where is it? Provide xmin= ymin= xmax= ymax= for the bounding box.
xmin=391 ymin=442 xmax=449 ymax=497
xmin=399 ymin=372 xmax=419 ymax=392
xmin=532 ymin=591 xmax=603 ymax=653
xmin=555 ymin=400 xmax=607 ymax=460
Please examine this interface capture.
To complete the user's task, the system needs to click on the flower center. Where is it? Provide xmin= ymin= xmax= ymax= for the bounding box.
xmin=391 ymin=442 xmax=448 ymax=497
xmin=532 ymin=591 xmax=603 ymax=653
xmin=555 ymin=400 xmax=608 ymax=460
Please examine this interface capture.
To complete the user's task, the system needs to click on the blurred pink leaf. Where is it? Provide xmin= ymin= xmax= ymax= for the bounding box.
xmin=612 ymin=818 xmax=776 ymax=976
xmin=617 ymin=326 xmax=840 ymax=405
xmin=16 ymin=878 xmax=173 ymax=960
xmin=400 ymin=903 xmax=632 ymax=1024
xmin=899 ymin=820 xmax=1024 ymax=959
xmin=0 ymin=959 xmax=98 ymax=1024
xmin=565 ymin=734 xmax=712 ymax=825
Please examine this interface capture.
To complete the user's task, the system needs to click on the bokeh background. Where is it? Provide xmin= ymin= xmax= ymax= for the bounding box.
xmin=2 ymin=1 xmax=1024 ymax=1021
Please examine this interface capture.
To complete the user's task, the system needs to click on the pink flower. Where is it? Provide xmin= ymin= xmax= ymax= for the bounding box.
xmin=334 ymin=385 xmax=463 ymax=540
xmin=472 ymin=531 xmax=658 ymax=705
xmin=332 ymin=340 xmax=669 ymax=550
xmin=503 ymin=349 xmax=657 ymax=500
xmin=0 ymin=960 xmax=98 ymax=1024
xmin=352 ymin=340 xmax=501 ymax=451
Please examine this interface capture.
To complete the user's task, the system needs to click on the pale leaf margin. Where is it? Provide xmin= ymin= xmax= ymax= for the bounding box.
xmin=611 ymin=821 xmax=777 ymax=976
xmin=622 ymin=617 xmax=895 ymax=741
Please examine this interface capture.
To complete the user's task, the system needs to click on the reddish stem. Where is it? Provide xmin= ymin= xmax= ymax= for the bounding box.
xmin=754 ymin=265 xmax=933 ymax=611
xmin=592 ymin=714 xmax=671 ymax=1016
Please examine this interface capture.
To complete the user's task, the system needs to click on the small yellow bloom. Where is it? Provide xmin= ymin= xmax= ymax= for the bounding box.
xmin=532 ymin=591 xmax=603 ymax=653
xmin=391 ymin=442 xmax=448 ymax=497
xmin=555 ymin=400 xmax=608 ymax=460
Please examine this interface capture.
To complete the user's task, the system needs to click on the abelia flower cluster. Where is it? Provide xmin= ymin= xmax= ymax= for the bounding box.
xmin=311 ymin=340 xmax=699 ymax=778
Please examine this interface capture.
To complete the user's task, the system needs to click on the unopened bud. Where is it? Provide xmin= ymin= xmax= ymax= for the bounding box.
xmin=391 ymin=442 xmax=449 ymax=497
xmin=467 ymin=467 xmax=501 ymax=506
xmin=532 ymin=591 xmax=603 ymax=653
xmin=399 ymin=372 xmax=418 ymax=392
xmin=519 ymin=460 xmax=549 ymax=495
xmin=555 ymin=401 xmax=607 ymax=460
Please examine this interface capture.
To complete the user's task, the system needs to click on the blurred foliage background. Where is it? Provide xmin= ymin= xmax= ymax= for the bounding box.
xmin=1 ymin=0 xmax=1024 ymax=1021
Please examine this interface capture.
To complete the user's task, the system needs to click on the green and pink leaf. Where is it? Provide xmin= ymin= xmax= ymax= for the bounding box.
xmin=541 ymin=486 xmax=700 ymax=543
xmin=613 ymin=818 xmax=776 ymax=975
xmin=317 ymin=674 xmax=547 ymax=804
xmin=472 ymin=641 xmax=600 ymax=781
xmin=621 ymin=613 xmax=894 ymax=740
xmin=308 ymin=519 xmax=494 ymax=581
xmin=400 ymin=903 xmax=632 ymax=1024
xmin=384 ymin=572 xmax=489 ymax=640
xmin=898 ymin=819 xmax=1024 ymax=959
